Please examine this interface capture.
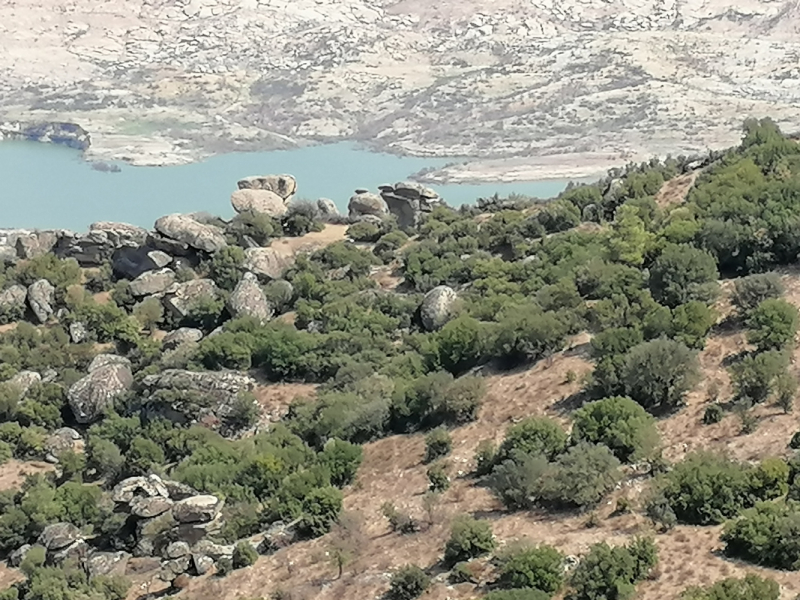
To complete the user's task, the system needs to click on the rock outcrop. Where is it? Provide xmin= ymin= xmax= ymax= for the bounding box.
xmin=38 ymin=522 xmax=82 ymax=551
xmin=69 ymin=322 xmax=88 ymax=343
xmin=129 ymin=268 xmax=176 ymax=297
xmin=85 ymin=551 xmax=130 ymax=578
xmin=237 ymin=174 xmax=297 ymax=200
xmin=316 ymin=198 xmax=339 ymax=218
xmin=162 ymin=327 xmax=204 ymax=350
xmin=55 ymin=222 xmax=148 ymax=266
xmin=27 ymin=279 xmax=55 ymax=324
xmin=0 ymin=284 xmax=27 ymax=318
xmin=67 ymin=355 xmax=133 ymax=423
xmin=231 ymin=189 xmax=288 ymax=218
xmin=348 ymin=191 xmax=388 ymax=220
xmin=420 ymin=285 xmax=458 ymax=331
xmin=163 ymin=279 xmax=219 ymax=319
xmin=44 ymin=427 xmax=82 ymax=463
xmin=172 ymin=495 xmax=224 ymax=524
xmin=154 ymin=214 xmax=227 ymax=254
xmin=8 ymin=370 xmax=41 ymax=396
xmin=243 ymin=247 xmax=294 ymax=280
xmin=379 ymin=181 xmax=441 ymax=229
xmin=112 ymin=246 xmax=173 ymax=279
xmin=227 ymin=272 xmax=273 ymax=323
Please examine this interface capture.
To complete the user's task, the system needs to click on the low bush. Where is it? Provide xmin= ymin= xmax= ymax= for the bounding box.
xmin=496 ymin=543 xmax=564 ymax=594
xmin=443 ymin=516 xmax=495 ymax=566
xmin=721 ymin=501 xmax=800 ymax=570
xmin=232 ymin=541 xmax=258 ymax=569
xmin=424 ymin=428 xmax=452 ymax=463
xmin=567 ymin=537 xmax=657 ymax=600
xmin=571 ymin=396 xmax=659 ymax=462
xmin=388 ymin=564 xmax=430 ymax=600
xmin=680 ymin=574 xmax=779 ymax=600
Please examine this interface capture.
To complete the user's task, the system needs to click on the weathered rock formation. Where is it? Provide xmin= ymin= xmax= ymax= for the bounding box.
xmin=0 ymin=284 xmax=27 ymax=318
xmin=8 ymin=370 xmax=41 ymax=396
xmin=129 ymin=268 xmax=176 ymax=297
xmin=27 ymin=279 xmax=55 ymax=324
xmin=420 ymin=285 xmax=458 ymax=331
xmin=162 ymin=327 xmax=204 ymax=350
xmin=154 ymin=214 xmax=227 ymax=254
xmin=67 ymin=354 xmax=133 ymax=423
xmin=230 ymin=189 xmax=288 ymax=218
xmin=237 ymin=175 xmax=297 ymax=200
xmin=163 ymin=279 xmax=219 ymax=319
xmin=243 ymin=247 xmax=294 ymax=280
xmin=348 ymin=191 xmax=388 ymax=220
xmin=228 ymin=272 xmax=273 ymax=323
xmin=379 ymin=181 xmax=441 ymax=229
xmin=112 ymin=246 xmax=173 ymax=279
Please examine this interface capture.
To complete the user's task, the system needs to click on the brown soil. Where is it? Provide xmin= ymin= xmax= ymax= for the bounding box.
xmin=252 ymin=382 xmax=317 ymax=423
xmin=270 ymin=224 xmax=348 ymax=259
xmin=0 ymin=459 xmax=55 ymax=491
xmin=654 ymin=172 xmax=698 ymax=208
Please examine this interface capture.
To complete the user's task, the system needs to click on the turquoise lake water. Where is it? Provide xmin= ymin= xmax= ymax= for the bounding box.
xmin=0 ymin=141 xmax=585 ymax=231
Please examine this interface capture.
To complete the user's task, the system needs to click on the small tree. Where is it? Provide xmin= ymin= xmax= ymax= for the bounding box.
xmin=497 ymin=543 xmax=565 ymax=593
xmin=424 ymin=428 xmax=452 ymax=463
xmin=542 ymin=443 xmax=621 ymax=508
xmin=232 ymin=541 xmax=258 ymax=569
xmin=680 ymin=574 xmax=779 ymax=600
xmin=567 ymin=538 xmax=657 ymax=600
xmin=497 ymin=417 xmax=568 ymax=462
xmin=746 ymin=298 xmax=798 ymax=351
xmin=327 ymin=512 xmax=365 ymax=579
xmin=443 ymin=516 xmax=496 ymax=566
xmin=730 ymin=350 xmax=787 ymax=404
xmin=427 ymin=461 xmax=450 ymax=492
xmin=732 ymin=273 xmax=784 ymax=317
xmin=388 ymin=564 xmax=430 ymax=600
xmin=648 ymin=243 xmax=719 ymax=308
xmin=488 ymin=452 xmax=550 ymax=511
xmin=132 ymin=297 xmax=164 ymax=331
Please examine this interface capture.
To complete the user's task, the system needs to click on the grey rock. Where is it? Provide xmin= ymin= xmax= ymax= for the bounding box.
xmin=27 ymin=279 xmax=55 ymax=324
xmin=227 ymin=272 xmax=273 ymax=323
xmin=112 ymin=474 xmax=170 ymax=504
xmin=163 ymin=279 xmax=219 ymax=319
xmin=380 ymin=182 xmax=440 ymax=229
xmin=159 ymin=555 xmax=191 ymax=580
xmin=258 ymin=519 xmax=300 ymax=554
xmin=393 ymin=181 xmax=439 ymax=201
xmin=173 ymin=512 xmax=225 ymax=545
xmin=237 ymin=174 xmax=297 ymax=200
xmin=316 ymin=198 xmax=339 ymax=218
xmin=44 ymin=427 xmax=81 ymax=461
xmin=86 ymin=551 xmax=131 ymax=577
xmin=0 ymin=284 xmax=27 ymax=316
xmin=193 ymin=554 xmax=214 ymax=575
xmin=88 ymin=353 xmax=131 ymax=373
xmin=155 ymin=214 xmax=227 ymax=254
xmin=348 ymin=191 xmax=388 ymax=219
xmin=172 ymin=495 xmax=223 ymax=524
xmin=163 ymin=479 xmax=198 ymax=501
xmin=68 ymin=360 xmax=133 ymax=423
xmin=50 ymin=539 xmax=89 ymax=565
xmin=56 ymin=224 xmax=146 ymax=267
xmin=129 ymin=268 xmax=176 ymax=297
xmin=69 ymin=321 xmax=88 ymax=343
xmin=112 ymin=246 xmax=173 ymax=279
xmin=89 ymin=221 xmax=149 ymax=244
xmin=42 ymin=368 xmax=58 ymax=383
xmin=192 ymin=539 xmax=234 ymax=561
xmin=136 ymin=510 xmax=176 ymax=541
xmin=162 ymin=327 xmax=204 ymax=350
xmin=420 ymin=285 xmax=458 ymax=331
xmin=231 ymin=189 xmax=288 ymax=218
xmin=8 ymin=370 xmax=41 ymax=396
xmin=37 ymin=522 xmax=82 ymax=551
xmin=9 ymin=544 xmax=32 ymax=567
xmin=16 ymin=231 xmax=60 ymax=259
xmin=243 ymin=247 xmax=294 ymax=280
xmin=130 ymin=496 xmax=174 ymax=518
xmin=166 ymin=541 xmax=191 ymax=559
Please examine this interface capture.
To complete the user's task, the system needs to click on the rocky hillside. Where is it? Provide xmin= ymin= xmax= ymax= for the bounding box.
xmin=3 ymin=0 xmax=800 ymax=178
xmin=3 ymin=119 xmax=800 ymax=600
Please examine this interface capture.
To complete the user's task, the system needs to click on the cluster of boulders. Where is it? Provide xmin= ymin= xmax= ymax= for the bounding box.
xmin=348 ymin=181 xmax=442 ymax=229
xmin=231 ymin=174 xmax=298 ymax=219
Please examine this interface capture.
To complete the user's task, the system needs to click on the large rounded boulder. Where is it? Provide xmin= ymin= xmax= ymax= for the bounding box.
xmin=67 ymin=355 xmax=133 ymax=424
xmin=420 ymin=285 xmax=458 ymax=331
xmin=237 ymin=174 xmax=297 ymax=200
xmin=348 ymin=191 xmax=388 ymax=220
xmin=27 ymin=279 xmax=55 ymax=324
xmin=154 ymin=214 xmax=227 ymax=254
xmin=231 ymin=189 xmax=288 ymax=218
xmin=227 ymin=272 xmax=273 ymax=323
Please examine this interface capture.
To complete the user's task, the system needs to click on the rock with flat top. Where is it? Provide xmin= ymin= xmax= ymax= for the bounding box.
xmin=38 ymin=523 xmax=82 ymax=551
xmin=86 ymin=551 xmax=131 ymax=577
xmin=237 ymin=174 xmax=297 ymax=200
xmin=231 ymin=189 xmax=288 ymax=218
xmin=172 ymin=495 xmax=223 ymax=524
xmin=129 ymin=268 xmax=176 ymax=297
xmin=155 ymin=214 xmax=227 ymax=254
xmin=130 ymin=496 xmax=174 ymax=518
xmin=163 ymin=327 xmax=204 ymax=350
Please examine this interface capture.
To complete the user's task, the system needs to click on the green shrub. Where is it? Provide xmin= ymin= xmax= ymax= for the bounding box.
xmin=680 ymin=574 xmax=779 ymax=600
xmin=474 ymin=440 xmax=497 ymax=476
xmin=427 ymin=461 xmax=450 ymax=492
xmin=488 ymin=452 xmax=550 ymax=511
xmin=571 ymin=396 xmax=659 ymax=462
xmin=449 ymin=561 xmax=478 ymax=584
xmin=702 ymin=403 xmax=724 ymax=425
xmin=298 ymin=486 xmax=342 ymax=538
xmin=746 ymin=298 xmax=798 ymax=351
xmin=318 ymin=438 xmax=363 ymax=487
xmin=567 ymin=538 xmax=657 ymax=600
xmin=424 ymin=428 xmax=452 ymax=463
xmin=374 ymin=231 xmax=409 ymax=262
xmin=484 ymin=591 xmax=551 ymax=600
xmin=791 ymin=431 xmax=800 ymax=450
xmin=541 ymin=443 xmax=621 ymax=508
xmin=381 ymin=502 xmax=420 ymax=535
xmin=263 ymin=280 xmax=294 ymax=312
xmin=0 ymin=441 xmax=12 ymax=465
xmin=443 ymin=516 xmax=495 ymax=566
xmin=497 ymin=544 xmax=564 ymax=593
xmin=732 ymin=273 xmax=784 ymax=316
xmin=722 ymin=501 xmax=800 ymax=570
xmin=282 ymin=202 xmax=324 ymax=236
xmin=730 ymin=350 xmax=787 ymax=404
xmin=648 ymin=243 xmax=719 ymax=308
xmin=347 ymin=221 xmax=382 ymax=242
xmin=497 ymin=417 xmax=568 ymax=463
xmin=388 ymin=564 xmax=430 ymax=600
xmin=12 ymin=254 xmax=81 ymax=289
xmin=232 ymin=541 xmax=259 ymax=569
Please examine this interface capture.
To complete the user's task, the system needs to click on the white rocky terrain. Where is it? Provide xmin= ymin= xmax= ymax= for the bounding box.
xmin=3 ymin=0 xmax=800 ymax=181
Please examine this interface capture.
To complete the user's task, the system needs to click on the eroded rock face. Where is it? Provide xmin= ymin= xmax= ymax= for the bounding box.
xmin=163 ymin=278 xmax=219 ymax=318
xmin=237 ymin=174 xmax=297 ymax=200
xmin=86 ymin=551 xmax=131 ymax=578
xmin=154 ymin=214 xmax=227 ymax=253
xmin=8 ymin=370 xmax=41 ymax=396
xmin=129 ymin=268 xmax=176 ymax=297
xmin=227 ymin=272 xmax=272 ymax=323
xmin=38 ymin=523 xmax=82 ymax=551
xmin=420 ymin=285 xmax=458 ymax=331
xmin=112 ymin=475 xmax=170 ymax=504
xmin=348 ymin=191 xmax=388 ymax=220
xmin=172 ymin=495 xmax=223 ymax=524
xmin=131 ymin=496 xmax=174 ymax=518
xmin=68 ymin=359 xmax=133 ymax=424
xmin=9 ymin=544 xmax=32 ymax=567
xmin=112 ymin=246 xmax=173 ymax=279
xmin=27 ymin=279 xmax=55 ymax=324
xmin=243 ymin=247 xmax=294 ymax=280
xmin=16 ymin=231 xmax=60 ymax=260
xmin=162 ymin=327 xmax=204 ymax=350
xmin=317 ymin=198 xmax=339 ymax=218
xmin=69 ymin=321 xmax=87 ymax=343
xmin=231 ymin=189 xmax=288 ymax=218
xmin=56 ymin=223 xmax=148 ymax=266
xmin=88 ymin=353 xmax=131 ymax=373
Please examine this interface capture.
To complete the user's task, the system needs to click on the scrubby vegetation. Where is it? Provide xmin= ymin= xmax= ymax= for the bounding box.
xmin=1 ymin=118 xmax=800 ymax=600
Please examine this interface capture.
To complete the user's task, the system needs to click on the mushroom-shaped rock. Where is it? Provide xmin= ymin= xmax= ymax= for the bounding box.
xmin=27 ymin=279 xmax=55 ymax=323
xmin=129 ymin=268 xmax=176 ymax=297
xmin=420 ymin=285 xmax=458 ymax=331
xmin=112 ymin=474 xmax=170 ymax=504
xmin=37 ymin=523 xmax=82 ymax=551
xmin=154 ymin=214 xmax=227 ymax=253
xmin=163 ymin=279 xmax=219 ymax=319
xmin=0 ymin=284 xmax=27 ymax=318
xmin=228 ymin=272 xmax=273 ymax=323
xmin=162 ymin=327 xmax=204 ymax=350
xmin=348 ymin=192 xmax=387 ymax=220
xmin=86 ymin=551 xmax=131 ymax=578
xmin=231 ymin=189 xmax=288 ymax=218
xmin=130 ymin=496 xmax=174 ymax=518
xmin=393 ymin=181 xmax=439 ymax=200
xmin=237 ymin=174 xmax=297 ymax=200
xmin=172 ymin=495 xmax=223 ymax=524
xmin=8 ymin=370 xmax=41 ymax=396
xmin=243 ymin=247 xmax=295 ymax=280
xmin=68 ymin=359 xmax=133 ymax=424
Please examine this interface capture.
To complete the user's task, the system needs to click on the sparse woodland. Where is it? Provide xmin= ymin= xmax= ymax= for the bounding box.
xmin=3 ymin=118 xmax=800 ymax=600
